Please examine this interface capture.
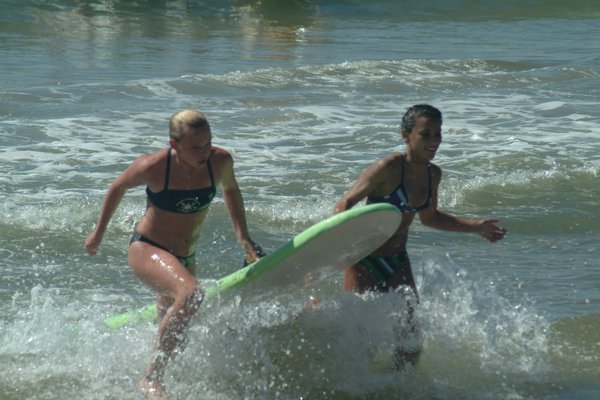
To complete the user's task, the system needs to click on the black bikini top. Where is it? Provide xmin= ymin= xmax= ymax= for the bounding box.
xmin=368 ymin=159 xmax=432 ymax=214
xmin=146 ymin=148 xmax=216 ymax=214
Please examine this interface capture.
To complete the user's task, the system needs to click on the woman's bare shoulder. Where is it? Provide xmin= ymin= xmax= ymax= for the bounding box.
xmin=373 ymin=152 xmax=404 ymax=173
xmin=210 ymin=146 xmax=232 ymax=158
xmin=360 ymin=152 xmax=403 ymax=196
xmin=134 ymin=148 xmax=168 ymax=168
xmin=125 ymin=148 xmax=169 ymax=187
xmin=429 ymin=162 xmax=442 ymax=177
xmin=208 ymin=146 xmax=233 ymax=168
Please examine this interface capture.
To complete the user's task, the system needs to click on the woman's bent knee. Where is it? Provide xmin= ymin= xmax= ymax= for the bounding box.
xmin=179 ymin=280 xmax=204 ymax=312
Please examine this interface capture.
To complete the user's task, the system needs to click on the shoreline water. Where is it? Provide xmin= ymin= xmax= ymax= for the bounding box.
xmin=1 ymin=1 xmax=599 ymax=399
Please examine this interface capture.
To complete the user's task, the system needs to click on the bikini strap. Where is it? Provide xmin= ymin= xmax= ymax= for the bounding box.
xmin=164 ymin=148 xmax=172 ymax=190
xmin=400 ymin=155 xmax=406 ymax=184
xmin=426 ymin=163 xmax=433 ymax=204
xmin=206 ymin=157 xmax=215 ymax=189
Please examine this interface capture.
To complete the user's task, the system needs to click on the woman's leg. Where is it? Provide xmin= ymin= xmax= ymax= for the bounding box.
xmin=128 ymin=241 xmax=204 ymax=398
xmin=343 ymin=263 xmax=379 ymax=293
xmin=386 ymin=254 xmax=421 ymax=368
xmin=155 ymin=258 xmax=197 ymax=320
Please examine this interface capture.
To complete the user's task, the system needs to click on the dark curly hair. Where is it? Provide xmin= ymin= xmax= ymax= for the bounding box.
xmin=400 ymin=104 xmax=442 ymax=134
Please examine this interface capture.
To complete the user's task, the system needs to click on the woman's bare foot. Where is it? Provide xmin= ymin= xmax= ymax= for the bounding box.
xmin=139 ymin=377 xmax=174 ymax=400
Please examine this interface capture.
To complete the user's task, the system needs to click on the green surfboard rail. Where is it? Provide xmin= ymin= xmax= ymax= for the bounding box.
xmin=103 ymin=203 xmax=399 ymax=329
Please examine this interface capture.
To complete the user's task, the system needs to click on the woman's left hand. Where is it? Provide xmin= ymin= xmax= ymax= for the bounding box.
xmin=478 ymin=219 xmax=508 ymax=243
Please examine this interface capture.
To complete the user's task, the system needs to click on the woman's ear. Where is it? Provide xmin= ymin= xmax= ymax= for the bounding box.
xmin=169 ymin=138 xmax=177 ymax=148
xmin=401 ymin=130 xmax=410 ymax=143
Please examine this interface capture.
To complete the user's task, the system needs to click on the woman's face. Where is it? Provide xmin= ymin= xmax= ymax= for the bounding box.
xmin=172 ymin=125 xmax=213 ymax=168
xmin=404 ymin=116 xmax=442 ymax=162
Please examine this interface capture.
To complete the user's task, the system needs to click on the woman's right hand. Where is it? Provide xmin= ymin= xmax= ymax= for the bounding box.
xmin=85 ymin=230 xmax=103 ymax=256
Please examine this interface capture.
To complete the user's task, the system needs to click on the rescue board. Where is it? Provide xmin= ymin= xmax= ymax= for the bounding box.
xmin=104 ymin=203 xmax=402 ymax=329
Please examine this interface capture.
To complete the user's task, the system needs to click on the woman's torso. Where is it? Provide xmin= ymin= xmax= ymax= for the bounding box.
xmin=134 ymin=147 xmax=225 ymax=256
xmin=367 ymin=153 xmax=438 ymax=256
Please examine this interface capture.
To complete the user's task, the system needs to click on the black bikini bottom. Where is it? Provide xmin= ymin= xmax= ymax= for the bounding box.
xmin=129 ymin=231 xmax=196 ymax=268
xmin=358 ymin=251 xmax=417 ymax=294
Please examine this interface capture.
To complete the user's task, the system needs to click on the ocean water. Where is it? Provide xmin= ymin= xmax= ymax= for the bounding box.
xmin=1 ymin=1 xmax=599 ymax=399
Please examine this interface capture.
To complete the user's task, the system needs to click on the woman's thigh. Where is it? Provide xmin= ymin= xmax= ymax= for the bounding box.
xmin=128 ymin=241 xmax=197 ymax=300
